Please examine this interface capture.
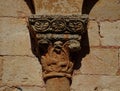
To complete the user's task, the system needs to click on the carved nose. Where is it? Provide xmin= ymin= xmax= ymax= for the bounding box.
xmin=54 ymin=41 xmax=63 ymax=53
xmin=54 ymin=41 xmax=63 ymax=48
xmin=55 ymin=44 xmax=62 ymax=50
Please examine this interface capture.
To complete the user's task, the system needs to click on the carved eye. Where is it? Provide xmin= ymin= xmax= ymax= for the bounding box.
xmin=68 ymin=20 xmax=83 ymax=33
xmin=34 ymin=20 xmax=49 ymax=32
xmin=51 ymin=20 xmax=65 ymax=32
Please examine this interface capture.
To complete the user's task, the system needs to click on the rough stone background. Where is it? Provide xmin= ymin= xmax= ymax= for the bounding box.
xmin=0 ymin=0 xmax=120 ymax=91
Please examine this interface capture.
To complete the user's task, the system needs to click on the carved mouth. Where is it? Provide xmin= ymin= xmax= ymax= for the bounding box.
xmin=54 ymin=46 xmax=62 ymax=54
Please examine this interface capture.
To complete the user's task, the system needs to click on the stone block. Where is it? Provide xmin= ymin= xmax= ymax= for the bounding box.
xmin=71 ymin=75 xmax=120 ymax=91
xmin=33 ymin=0 xmax=83 ymax=15
xmin=100 ymin=21 xmax=120 ymax=46
xmin=2 ymin=56 xmax=44 ymax=86
xmin=80 ymin=48 xmax=119 ymax=75
xmin=88 ymin=21 xmax=100 ymax=46
xmin=0 ymin=18 xmax=33 ymax=56
xmin=90 ymin=0 xmax=120 ymax=21
xmin=0 ymin=0 xmax=31 ymax=17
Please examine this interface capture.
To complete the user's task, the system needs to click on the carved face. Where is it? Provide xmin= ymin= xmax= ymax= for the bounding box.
xmin=54 ymin=41 xmax=63 ymax=54
xmin=28 ymin=15 xmax=88 ymax=83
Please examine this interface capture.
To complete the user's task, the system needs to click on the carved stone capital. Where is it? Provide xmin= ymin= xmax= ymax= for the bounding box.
xmin=28 ymin=15 xmax=88 ymax=81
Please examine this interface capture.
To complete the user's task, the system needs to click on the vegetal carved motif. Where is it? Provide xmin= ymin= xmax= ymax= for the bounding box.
xmin=28 ymin=15 xmax=88 ymax=81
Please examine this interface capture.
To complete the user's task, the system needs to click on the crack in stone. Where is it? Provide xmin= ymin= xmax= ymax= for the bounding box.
xmin=89 ymin=19 xmax=120 ymax=22
xmin=116 ymin=49 xmax=120 ymax=75
xmin=117 ymin=49 xmax=120 ymax=68
xmin=0 ymin=16 xmax=28 ymax=19
xmin=79 ymin=74 xmax=116 ymax=76
xmin=96 ymin=21 xmax=104 ymax=38
xmin=90 ymin=46 xmax=120 ymax=49
xmin=0 ymin=85 xmax=22 ymax=91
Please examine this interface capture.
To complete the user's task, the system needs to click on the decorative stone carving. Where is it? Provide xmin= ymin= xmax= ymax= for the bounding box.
xmin=28 ymin=15 xmax=88 ymax=89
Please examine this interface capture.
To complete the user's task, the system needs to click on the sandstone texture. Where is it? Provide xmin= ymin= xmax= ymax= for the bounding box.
xmin=71 ymin=75 xmax=120 ymax=91
xmin=0 ymin=18 xmax=33 ymax=56
xmin=18 ymin=86 xmax=46 ymax=91
xmin=87 ymin=21 xmax=100 ymax=46
xmin=33 ymin=0 xmax=83 ymax=15
xmin=2 ymin=56 xmax=43 ymax=86
xmin=0 ymin=57 xmax=3 ymax=84
xmin=90 ymin=0 xmax=120 ymax=21
xmin=0 ymin=86 xmax=45 ymax=91
xmin=0 ymin=0 xmax=31 ymax=17
xmin=0 ymin=0 xmax=120 ymax=91
xmin=100 ymin=21 xmax=120 ymax=47
xmin=80 ymin=48 xmax=119 ymax=75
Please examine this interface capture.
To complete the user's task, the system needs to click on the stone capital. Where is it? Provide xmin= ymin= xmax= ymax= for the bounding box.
xmin=28 ymin=14 xmax=88 ymax=81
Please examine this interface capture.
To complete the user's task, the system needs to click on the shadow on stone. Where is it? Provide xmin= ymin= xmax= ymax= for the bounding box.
xmin=71 ymin=23 xmax=90 ymax=70
xmin=71 ymin=0 xmax=99 ymax=70
xmin=82 ymin=0 xmax=99 ymax=14
xmin=24 ymin=0 xmax=35 ymax=14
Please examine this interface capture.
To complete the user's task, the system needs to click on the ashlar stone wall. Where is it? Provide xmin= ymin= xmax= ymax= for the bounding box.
xmin=0 ymin=0 xmax=120 ymax=91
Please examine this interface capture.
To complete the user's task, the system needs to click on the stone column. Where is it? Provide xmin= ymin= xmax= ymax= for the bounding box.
xmin=46 ymin=77 xmax=70 ymax=91
xmin=28 ymin=15 xmax=87 ymax=91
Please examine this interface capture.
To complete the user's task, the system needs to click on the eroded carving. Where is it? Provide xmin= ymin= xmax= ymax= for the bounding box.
xmin=40 ymin=39 xmax=81 ymax=80
xmin=28 ymin=15 xmax=88 ymax=82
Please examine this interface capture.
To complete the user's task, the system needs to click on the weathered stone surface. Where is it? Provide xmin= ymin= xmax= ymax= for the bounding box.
xmin=33 ymin=0 xmax=83 ymax=15
xmin=90 ymin=0 xmax=120 ymax=21
xmin=0 ymin=86 xmax=45 ymax=91
xmin=0 ymin=0 xmax=119 ymax=91
xmin=0 ymin=86 xmax=21 ymax=91
xmin=46 ymin=77 xmax=70 ymax=91
xmin=2 ymin=56 xmax=44 ymax=86
xmin=80 ymin=48 xmax=118 ymax=75
xmin=100 ymin=21 xmax=120 ymax=46
xmin=0 ymin=0 xmax=31 ymax=17
xmin=19 ymin=86 xmax=46 ymax=91
xmin=71 ymin=75 xmax=120 ymax=91
xmin=116 ymin=48 xmax=120 ymax=75
xmin=88 ymin=21 xmax=100 ymax=46
xmin=0 ymin=57 xmax=3 ymax=84
xmin=0 ymin=18 xmax=33 ymax=56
